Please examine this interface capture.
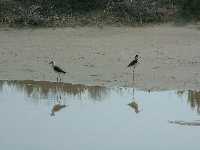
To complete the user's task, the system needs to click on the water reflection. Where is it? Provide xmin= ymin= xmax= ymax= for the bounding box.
xmin=1 ymin=80 xmax=200 ymax=149
xmin=1 ymin=81 xmax=200 ymax=114
xmin=50 ymin=93 xmax=68 ymax=116
xmin=177 ymin=90 xmax=200 ymax=114
xmin=51 ymin=104 xmax=67 ymax=116
xmin=128 ymin=101 xmax=140 ymax=113
xmin=0 ymin=80 xmax=108 ymax=103
xmin=188 ymin=90 xmax=200 ymax=114
xmin=128 ymin=88 xmax=140 ymax=113
xmin=169 ymin=120 xmax=200 ymax=126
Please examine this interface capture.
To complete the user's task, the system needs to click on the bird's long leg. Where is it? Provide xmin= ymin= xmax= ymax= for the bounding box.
xmin=57 ymin=92 xmax=62 ymax=104
xmin=56 ymin=95 xmax=59 ymax=103
xmin=60 ymin=74 xmax=62 ymax=83
xmin=56 ymin=76 xmax=59 ymax=83
xmin=58 ymin=73 xmax=61 ymax=83
xmin=133 ymin=69 xmax=135 ymax=82
xmin=133 ymin=87 xmax=135 ymax=99
xmin=59 ymin=94 xmax=62 ymax=104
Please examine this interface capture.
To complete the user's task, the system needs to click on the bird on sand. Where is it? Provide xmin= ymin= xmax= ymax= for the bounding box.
xmin=127 ymin=54 xmax=139 ymax=69
xmin=49 ymin=60 xmax=66 ymax=82
xmin=127 ymin=54 xmax=140 ymax=81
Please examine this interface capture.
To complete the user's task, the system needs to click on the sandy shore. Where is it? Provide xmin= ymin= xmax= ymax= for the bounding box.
xmin=0 ymin=24 xmax=200 ymax=90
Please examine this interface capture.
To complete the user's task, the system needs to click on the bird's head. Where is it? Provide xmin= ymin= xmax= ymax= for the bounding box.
xmin=135 ymin=54 xmax=139 ymax=60
xmin=49 ymin=60 xmax=55 ymax=66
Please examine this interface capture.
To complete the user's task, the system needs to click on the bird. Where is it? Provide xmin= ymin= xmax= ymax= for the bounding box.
xmin=127 ymin=54 xmax=139 ymax=68
xmin=51 ymin=104 xmax=67 ymax=116
xmin=49 ymin=60 xmax=66 ymax=82
xmin=127 ymin=54 xmax=139 ymax=81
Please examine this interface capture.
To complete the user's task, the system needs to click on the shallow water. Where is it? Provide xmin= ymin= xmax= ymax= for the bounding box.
xmin=0 ymin=80 xmax=200 ymax=150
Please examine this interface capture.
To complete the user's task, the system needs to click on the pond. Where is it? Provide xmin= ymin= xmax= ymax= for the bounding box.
xmin=0 ymin=80 xmax=200 ymax=150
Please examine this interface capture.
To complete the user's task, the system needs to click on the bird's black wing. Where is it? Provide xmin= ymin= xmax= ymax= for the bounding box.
xmin=54 ymin=66 xmax=66 ymax=74
xmin=128 ymin=60 xmax=137 ymax=67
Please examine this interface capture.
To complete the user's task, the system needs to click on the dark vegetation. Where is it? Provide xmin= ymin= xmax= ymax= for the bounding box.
xmin=0 ymin=0 xmax=199 ymax=27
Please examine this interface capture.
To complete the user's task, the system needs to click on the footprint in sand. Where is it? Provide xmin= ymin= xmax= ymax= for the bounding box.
xmin=78 ymin=56 xmax=85 ymax=60
xmin=88 ymin=74 xmax=98 ymax=77
xmin=152 ymin=66 xmax=160 ymax=70
xmin=1 ymin=51 xmax=5 ymax=56
xmin=83 ymin=64 xmax=95 ymax=67
xmin=95 ymin=79 xmax=112 ymax=83
xmin=95 ymin=52 xmax=105 ymax=55
xmin=171 ymin=76 xmax=176 ymax=80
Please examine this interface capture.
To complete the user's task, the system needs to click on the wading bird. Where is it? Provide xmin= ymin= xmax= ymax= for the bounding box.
xmin=127 ymin=54 xmax=139 ymax=81
xmin=49 ymin=61 xmax=66 ymax=82
xmin=128 ymin=88 xmax=140 ymax=113
xmin=128 ymin=54 xmax=139 ymax=68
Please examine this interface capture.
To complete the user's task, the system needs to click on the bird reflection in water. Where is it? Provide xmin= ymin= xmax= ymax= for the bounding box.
xmin=128 ymin=100 xmax=140 ymax=113
xmin=51 ymin=103 xmax=67 ymax=116
xmin=128 ymin=87 xmax=141 ymax=114
xmin=50 ymin=84 xmax=68 ymax=117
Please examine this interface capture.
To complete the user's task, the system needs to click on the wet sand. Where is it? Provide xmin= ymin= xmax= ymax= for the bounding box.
xmin=0 ymin=24 xmax=200 ymax=90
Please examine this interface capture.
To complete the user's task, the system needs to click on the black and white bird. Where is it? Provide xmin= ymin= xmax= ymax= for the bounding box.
xmin=127 ymin=54 xmax=139 ymax=69
xmin=127 ymin=54 xmax=140 ymax=81
xmin=49 ymin=61 xmax=66 ymax=82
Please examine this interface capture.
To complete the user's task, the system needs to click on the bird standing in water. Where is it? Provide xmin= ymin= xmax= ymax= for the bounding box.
xmin=127 ymin=54 xmax=139 ymax=81
xmin=49 ymin=61 xmax=66 ymax=82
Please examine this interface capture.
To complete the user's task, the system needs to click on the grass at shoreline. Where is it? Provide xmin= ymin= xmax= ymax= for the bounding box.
xmin=0 ymin=0 xmax=199 ymax=28
xmin=0 ymin=0 xmax=175 ymax=27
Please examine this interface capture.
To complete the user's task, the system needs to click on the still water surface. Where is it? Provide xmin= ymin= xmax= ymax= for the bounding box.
xmin=0 ymin=80 xmax=200 ymax=150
